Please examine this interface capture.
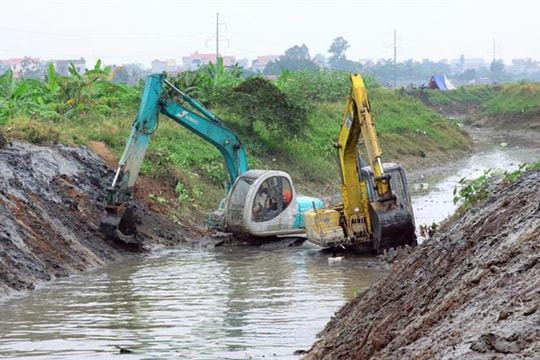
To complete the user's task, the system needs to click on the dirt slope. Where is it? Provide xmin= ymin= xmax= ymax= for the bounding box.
xmin=303 ymin=169 xmax=540 ymax=359
xmin=0 ymin=141 xmax=202 ymax=297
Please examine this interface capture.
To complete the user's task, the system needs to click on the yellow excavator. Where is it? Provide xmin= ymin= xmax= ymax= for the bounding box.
xmin=304 ymin=73 xmax=417 ymax=253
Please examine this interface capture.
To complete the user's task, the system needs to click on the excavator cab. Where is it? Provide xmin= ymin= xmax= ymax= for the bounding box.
xmin=303 ymin=73 xmax=417 ymax=253
xmin=225 ymin=169 xmax=322 ymax=239
xmin=101 ymin=73 xmax=325 ymax=244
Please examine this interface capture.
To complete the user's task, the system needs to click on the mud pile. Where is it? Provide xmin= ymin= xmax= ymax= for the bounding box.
xmin=304 ymin=169 xmax=539 ymax=359
xmin=0 ymin=141 xmax=196 ymax=296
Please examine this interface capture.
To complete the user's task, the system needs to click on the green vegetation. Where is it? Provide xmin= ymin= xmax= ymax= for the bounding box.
xmin=483 ymin=81 xmax=540 ymax=115
xmin=416 ymin=85 xmax=495 ymax=106
xmin=371 ymin=88 xmax=471 ymax=161
xmin=453 ymin=160 xmax=540 ymax=212
xmin=5 ymin=62 xmax=517 ymax=223
xmin=407 ymin=80 xmax=540 ymax=122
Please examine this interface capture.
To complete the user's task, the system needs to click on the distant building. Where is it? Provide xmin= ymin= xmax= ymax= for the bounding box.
xmin=507 ymin=58 xmax=540 ymax=75
xmin=0 ymin=57 xmax=43 ymax=78
xmin=150 ymin=58 xmax=181 ymax=74
xmin=181 ymin=51 xmax=236 ymax=70
xmin=236 ymin=58 xmax=250 ymax=69
xmin=54 ymin=58 xmax=86 ymax=76
xmin=151 ymin=59 xmax=167 ymax=73
xmin=251 ymin=55 xmax=280 ymax=73
xmin=450 ymin=57 xmax=487 ymax=72
xmin=0 ymin=58 xmax=24 ymax=78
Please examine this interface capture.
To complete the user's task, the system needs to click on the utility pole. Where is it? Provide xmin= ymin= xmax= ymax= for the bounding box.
xmin=216 ymin=13 xmax=219 ymax=63
xmin=393 ymin=29 xmax=397 ymax=89
xmin=206 ymin=13 xmax=229 ymax=63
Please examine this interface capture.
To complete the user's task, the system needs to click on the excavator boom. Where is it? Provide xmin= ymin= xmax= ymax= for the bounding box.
xmin=100 ymin=73 xmax=248 ymax=242
xmin=304 ymin=73 xmax=416 ymax=253
xmin=100 ymin=73 xmax=324 ymax=244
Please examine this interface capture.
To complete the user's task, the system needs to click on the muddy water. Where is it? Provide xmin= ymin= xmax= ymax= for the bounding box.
xmin=0 ymin=129 xmax=538 ymax=359
xmin=411 ymin=127 xmax=540 ymax=230
xmin=0 ymin=246 xmax=384 ymax=359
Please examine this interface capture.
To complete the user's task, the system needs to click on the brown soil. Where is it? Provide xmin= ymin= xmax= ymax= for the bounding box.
xmin=470 ymin=110 xmax=540 ymax=131
xmin=0 ymin=141 xmax=211 ymax=296
xmin=302 ymin=169 xmax=540 ymax=359
xmin=1 ymin=127 xmax=538 ymax=358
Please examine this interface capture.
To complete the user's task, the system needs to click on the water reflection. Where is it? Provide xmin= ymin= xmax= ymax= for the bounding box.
xmin=411 ymin=128 xmax=540 ymax=228
xmin=0 ymin=245 xmax=385 ymax=359
xmin=1 ymin=128 xmax=537 ymax=359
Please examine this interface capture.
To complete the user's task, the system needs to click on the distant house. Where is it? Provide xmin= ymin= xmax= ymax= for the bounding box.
xmin=450 ymin=57 xmax=487 ymax=71
xmin=151 ymin=59 xmax=167 ymax=73
xmin=428 ymin=74 xmax=456 ymax=90
xmin=0 ymin=57 xmax=42 ymax=78
xmin=1 ymin=58 xmax=24 ymax=78
xmin=54 ymin=58 xmax=86 ymax=76
xmin=151 ymin=58 xmax=181 ymax=74
xmin=251 ymin=55 xmax=280 ymax=73
xmin=181 ymin=51 xmax=236 ymax=70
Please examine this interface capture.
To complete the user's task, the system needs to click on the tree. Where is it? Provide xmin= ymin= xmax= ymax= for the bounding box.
xmin=170 ymin=58 xmax=244 ymax=106
xmin=312 ymin=53 xmax=327 ymax=67
xmin=263 ymin=44 xmax=318 ymax=75
xmin=112 ymin=66 xmax=130 ymax=84
xmin=459 ymin=54 xmax=465 ymax=70
xmin=327 ymin=36 xmax=361 ymax=71
xmin=284 ymin=44 xmax=311 ymax=60
xmin=227 ymin=77 xmax=308 ymax=137
xmin=21 ymin=57 xmax=43 ymax=79
xmin=457 ymin=68 xmax=477 ymax=84
xmin=328 ymin=36 xmax=349 ymax=68
xmin=490 ymin=59 xmax=505 ymax=82
xmin=112 ymin=64 xmax=145 ymax=85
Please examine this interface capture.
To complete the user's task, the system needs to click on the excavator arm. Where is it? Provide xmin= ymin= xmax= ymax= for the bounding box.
xmin=304 ymin=73 xmax=416 ymax=252
xmin=345 ymin=74 xmax=415 ymax=250
xmin=336 ymin=74 xmax=395 ymax=239
xmin=100 ymin=73 xmax=248 ymax=242
xmin=159 ymin=81 xmax=248 ymax=191
xmin=348 ymin=74 xmax=392 ymax=200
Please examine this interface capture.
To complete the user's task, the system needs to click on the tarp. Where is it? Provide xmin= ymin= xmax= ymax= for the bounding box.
xmin=429 ymin=75 xmax=455 ymax=90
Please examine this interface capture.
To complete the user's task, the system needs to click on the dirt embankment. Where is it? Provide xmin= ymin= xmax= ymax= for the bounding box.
xmin=303 ymin=169 xmax=540 ymax=359
xmin=1 ymin=132 xmax=538 ymax=358
xmin=0 ymin=140 xmax=203 ymax=297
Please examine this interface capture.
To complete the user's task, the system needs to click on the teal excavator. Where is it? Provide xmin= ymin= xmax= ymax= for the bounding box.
xmin=100 ymin=73 xmax=323 ymax=243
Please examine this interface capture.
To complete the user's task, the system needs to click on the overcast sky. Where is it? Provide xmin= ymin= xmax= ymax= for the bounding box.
xmin=1 ymin=0 xmax=538 ymax=68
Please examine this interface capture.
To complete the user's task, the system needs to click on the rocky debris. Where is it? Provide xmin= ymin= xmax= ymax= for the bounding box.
xmin=303 ymin=169 xmax=540 ymax=359
xmin=0 ymin=141 xmax=195 ymax=296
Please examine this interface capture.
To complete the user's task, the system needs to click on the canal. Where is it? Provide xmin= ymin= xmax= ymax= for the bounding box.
xmin=0 ymin=128 xmax=538 ymax=359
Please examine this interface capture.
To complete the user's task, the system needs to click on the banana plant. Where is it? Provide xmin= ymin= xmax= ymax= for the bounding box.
xmin=0 ymin=70 xmax=52 ymax=121
xmin=59 ymin=59 xmax=127 ymax=118
xmin=194 ymin=58 xmax=243 ymax=105
xmin=0 ymin=70 xmax=16 ymax=122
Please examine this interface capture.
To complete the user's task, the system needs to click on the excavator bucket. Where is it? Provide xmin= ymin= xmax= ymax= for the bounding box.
xmin=369 ymin=201 xmax=417 ymax=253
xmin=99 ymin=206 xmax=139 ymax=244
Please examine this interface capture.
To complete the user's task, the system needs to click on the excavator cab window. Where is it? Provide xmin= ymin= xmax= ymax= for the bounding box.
xmin=361 ymin=164 xmax=411 ymax=204
xmin=252 ymin=176 xmax=292 ymax=223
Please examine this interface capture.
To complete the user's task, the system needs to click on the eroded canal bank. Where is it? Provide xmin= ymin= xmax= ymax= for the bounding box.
xmin=0 ymin=127 xmax=538 ymax=359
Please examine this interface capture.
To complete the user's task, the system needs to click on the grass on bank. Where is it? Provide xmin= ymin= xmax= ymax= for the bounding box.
xmin=407 ymin=80 xmax=540 ymax=119
xmin=1 ymin=86 xmax=473 ymax=222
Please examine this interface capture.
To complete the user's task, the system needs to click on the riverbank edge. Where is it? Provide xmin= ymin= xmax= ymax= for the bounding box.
xmin=2 ymin=119 xmax=527 ymax=299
